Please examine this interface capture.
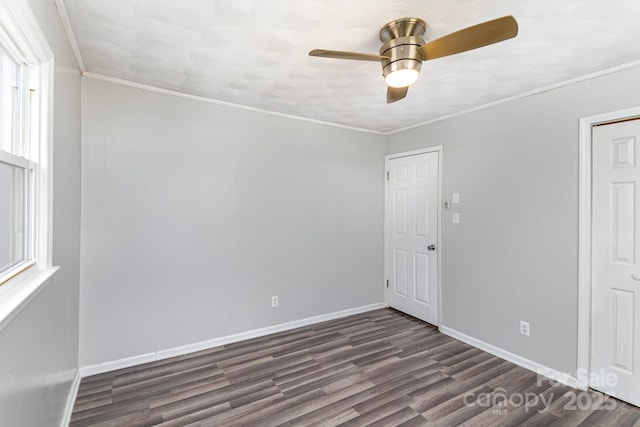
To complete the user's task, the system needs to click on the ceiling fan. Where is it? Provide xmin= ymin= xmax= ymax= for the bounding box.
xmin=309 ymin=15 xmax=518 ymax=103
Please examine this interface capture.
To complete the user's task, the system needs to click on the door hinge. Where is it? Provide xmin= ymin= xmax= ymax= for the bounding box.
xmin=386 ymin=171 xmax=390 ymax=180
xmin=386 ymin=279 xmax=389 ymax=288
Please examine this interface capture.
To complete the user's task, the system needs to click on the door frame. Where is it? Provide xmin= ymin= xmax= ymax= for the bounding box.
xmin=577 ymin=106 xmax=640 ymax=391
xmin=384 ymin=146 xmax=443 ymax=326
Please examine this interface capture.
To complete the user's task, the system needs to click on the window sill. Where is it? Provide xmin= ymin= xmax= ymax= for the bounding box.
xmin=0 ymin=266 xmax=59 ymax=332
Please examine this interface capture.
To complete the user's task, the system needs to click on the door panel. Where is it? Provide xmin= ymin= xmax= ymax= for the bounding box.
xmin=394 ymin=249 xmax=408 ymax=297
xmin=415 ymin=189 xmax=429 ymax=237
xmin=612 ymin=182 xmax=635 ymax=263
xmin=387 ymin=151 xmax=439 ymax=324
xmin=611 ymin=289 xmax=634 ymax=372
xmin=395 ymin=190 xmax=408 ymax=235
xmin=414 ymin=252 xmax=429 ymax=304
xmin=591 ymin=119 xmax=640 ymax=407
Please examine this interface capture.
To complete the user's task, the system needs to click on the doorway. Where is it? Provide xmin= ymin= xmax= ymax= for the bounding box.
xmin=385 ymin=147 xmax=442 ymax=325
xmin=579 ymin=110 xmax=640 ymax=407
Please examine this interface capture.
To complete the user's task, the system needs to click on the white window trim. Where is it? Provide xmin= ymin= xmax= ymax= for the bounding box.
xmin=0 ymin=0 xmax=57 ymax=332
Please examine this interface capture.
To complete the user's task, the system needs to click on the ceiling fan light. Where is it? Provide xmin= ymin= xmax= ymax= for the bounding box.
xmin=385 ymin=68 xmax=420 ymax=88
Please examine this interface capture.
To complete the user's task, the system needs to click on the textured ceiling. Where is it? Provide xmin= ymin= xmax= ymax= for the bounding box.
xmin=60 ymin=0 xmax=640 ymax=133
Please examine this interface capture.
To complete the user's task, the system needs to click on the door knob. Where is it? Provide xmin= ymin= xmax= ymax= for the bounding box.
xmin=427 ymin=245 xmax=436 ymax=251
xmin=632 ymin=273 xmax=640 ymax=281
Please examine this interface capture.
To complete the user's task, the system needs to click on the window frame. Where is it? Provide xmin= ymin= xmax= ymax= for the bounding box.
xmin=0 ymin=41 xmax=36 ymax=283
xmin=0 ymin=0 xmax=55 ymax=328
xmin=0 ymin=150 xmax=36 ymax=281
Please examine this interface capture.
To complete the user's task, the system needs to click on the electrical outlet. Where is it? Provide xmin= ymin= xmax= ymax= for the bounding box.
xmin=271 ymin=296 xmax=278 ymax=307
xmin=520 ymin=320 xmax=530 ymax=336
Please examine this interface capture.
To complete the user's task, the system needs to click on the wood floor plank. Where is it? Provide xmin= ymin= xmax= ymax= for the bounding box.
xmin=252 ymin=381 xmax=375 ymax=426
xmin=70 ymin=308 xmax=640 ymax=427
xmin=189 ymin=392 xmax=286 ymax=426
xmin=111 ymin=365 xmax=224 ymax=401
xmin=148 ymin=377 xmax=230 ymax=409
xmin=342 ymin=396 xmax=415 ymax=426
xmin=152 ymin=401 xmax=230 ymax=427
xmin=396 ymin=414 xmax=430 ymax=426
xmin=281 ymin=365 xmax=363 ymax=398
xmin=154 ymin=378 xmax=275 ymax=420
xmin=281 ymin=376 xmax=415 ymax=426
xmin=306 ymin=407 xmax=361 ymax=427
xmin=71 ymin=395 xmax=113 ymax=413
xmin=227 ymin=387 xmax=334 ymax=425
xmin=111 ymin=352 xmax=224 ymax=387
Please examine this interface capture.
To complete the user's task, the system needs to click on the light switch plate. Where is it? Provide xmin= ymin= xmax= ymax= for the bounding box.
xmin=452 ymin=212 xmax=460 ymax=224
xmin=452 ymin=193 xmax=460 ymax=204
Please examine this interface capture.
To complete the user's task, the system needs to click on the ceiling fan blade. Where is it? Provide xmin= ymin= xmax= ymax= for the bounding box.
xmin=387 ymin=86 xmax=408 ymax=104
xmin=419 ymin=15 xmax=518 ymax=61
xmin=309 ymin=49 xmax=389 ymax=62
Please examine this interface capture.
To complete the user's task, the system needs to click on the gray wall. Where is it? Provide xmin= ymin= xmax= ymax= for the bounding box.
xmin=0 ymin=0 xmax=81 ymax=425
xmin=387 ymin=65 xmax=640 ymax=374
xmin=80 ymin=79 xmax=386 ymax=367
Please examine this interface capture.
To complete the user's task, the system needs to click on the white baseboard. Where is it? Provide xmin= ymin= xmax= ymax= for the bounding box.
xmin=439 ymin=325 xmax=579 ymax=389
xmin=60 ymin=370 xmax=81 ymax=427
xmin=80 ymin=302 xmax=386 ymax=377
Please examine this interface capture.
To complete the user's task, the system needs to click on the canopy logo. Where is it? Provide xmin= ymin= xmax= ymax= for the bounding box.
xmin=462 ymin=368 xmax=618 ymax=415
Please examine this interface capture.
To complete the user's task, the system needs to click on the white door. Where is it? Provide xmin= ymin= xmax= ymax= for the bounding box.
xmin=591 ymin=119 xmax=640 ymax=407
xmin=387 ymin=151 xmax=439 ymax=324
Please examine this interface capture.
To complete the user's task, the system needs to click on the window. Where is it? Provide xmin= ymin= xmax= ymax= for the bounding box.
xmin=0 ymin=46 xmax=33 ymax=283
xmin=0 ymin=0 xmax=52 ymax=287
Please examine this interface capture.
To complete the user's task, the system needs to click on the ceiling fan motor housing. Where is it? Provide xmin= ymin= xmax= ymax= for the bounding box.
xmin=379 ymin=18 xmax=427 ymax=84
xmin=380 ymin=36 xmax=425 ymax=81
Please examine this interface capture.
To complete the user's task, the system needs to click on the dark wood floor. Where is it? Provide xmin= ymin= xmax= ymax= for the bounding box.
xmin=70 ymin=309 xmax=640 ymax=426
